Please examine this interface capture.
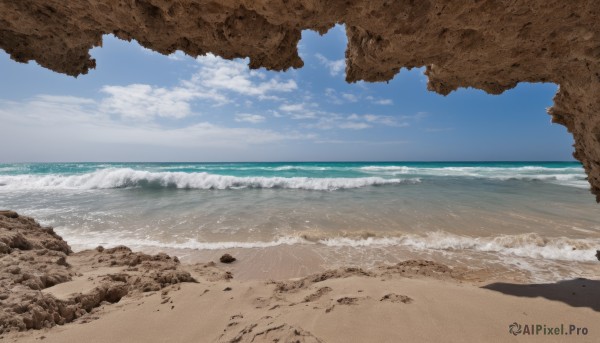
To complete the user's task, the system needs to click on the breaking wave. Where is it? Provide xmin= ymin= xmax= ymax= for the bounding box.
xmin=0 ymin=168 xmax=419 ymax=191
xmin=359 ymin=165 xmax=588 ymax=188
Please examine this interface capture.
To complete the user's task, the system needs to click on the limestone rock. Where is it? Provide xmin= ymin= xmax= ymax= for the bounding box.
xmin=0 ymin=212 xmax=196 ymax=333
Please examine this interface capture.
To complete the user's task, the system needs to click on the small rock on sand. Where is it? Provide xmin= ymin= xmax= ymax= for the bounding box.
xmin=220 ymin=254 xmax=236 ymax=264
xmin=596 ymin=250 xmax=600 ymax=261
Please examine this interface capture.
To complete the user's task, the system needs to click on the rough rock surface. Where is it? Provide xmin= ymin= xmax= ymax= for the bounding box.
xmin=0 ymin=1 xmax=600 ymax=200
xmin=0 ymin=211 xmax=195 ymax=334
xmin=219 ymin=253 xmax=236 ymax=264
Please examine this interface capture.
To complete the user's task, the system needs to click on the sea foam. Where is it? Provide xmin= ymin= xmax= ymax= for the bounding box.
xmin=318 ymin=232 xmax=598 ymax=261
xmin=0 ymin=168 xmax=419 ymax=191
xmin=59 ymin=229 xmax=600 ymax=262
xmin=359 ymin=165 xmax=588 ymax=188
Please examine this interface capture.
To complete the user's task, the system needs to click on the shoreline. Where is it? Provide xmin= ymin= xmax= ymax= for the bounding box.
xmin=1 ymin=211 xmax=599 ymax=342
xmin=68 ymin=239 xmax=600 ymax=283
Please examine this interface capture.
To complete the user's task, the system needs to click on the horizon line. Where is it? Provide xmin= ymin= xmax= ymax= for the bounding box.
xmin=0 ymin=160 xmax=580 ymax=164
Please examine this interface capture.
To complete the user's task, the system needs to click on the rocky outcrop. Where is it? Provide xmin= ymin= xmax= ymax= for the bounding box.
xmin=0 ymin=212 xmax=71 ymax=255
xmin=0 ymin=211 xmax=195 ymax=333
xmin=1 ymin=1 xmax=600 ymax=200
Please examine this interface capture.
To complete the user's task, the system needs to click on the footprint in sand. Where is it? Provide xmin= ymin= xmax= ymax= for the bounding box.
xmin=219 ymin=316 xmax=323 ymax=342
xmin=325 ymin=296 xmax=359 ymax=313
xmin=380 ymin=293 xmax=413 ymax=304
xmin=303 ymin=286 xmax=333 ymax=302
xmin=336 ymin=296 xmax=359 ymax=305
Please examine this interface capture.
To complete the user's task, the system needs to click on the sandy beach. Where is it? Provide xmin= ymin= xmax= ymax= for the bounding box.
xmin=1 ymin=211 xmax=598 ymax=343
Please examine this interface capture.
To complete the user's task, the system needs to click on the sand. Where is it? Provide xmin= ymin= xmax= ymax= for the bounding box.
xmin=2 ymin=211 xmax=599 ymax=342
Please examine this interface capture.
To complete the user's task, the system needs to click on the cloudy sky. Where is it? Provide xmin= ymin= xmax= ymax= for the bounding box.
xmin=0 ymin=25 xmax=574 ymax=162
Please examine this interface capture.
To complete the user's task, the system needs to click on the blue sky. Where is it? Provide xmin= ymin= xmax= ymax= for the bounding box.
xmin=0 ymin=25 xmax=574 ymax=162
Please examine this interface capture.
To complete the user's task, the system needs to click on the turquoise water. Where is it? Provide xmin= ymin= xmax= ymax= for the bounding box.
xmin=0 ymin=161 xmax=587 ymax=178
xmin=1 ymin=161 xmax=599 ymax=281
xmin=0 ymin=161 xmax=589 ymax=190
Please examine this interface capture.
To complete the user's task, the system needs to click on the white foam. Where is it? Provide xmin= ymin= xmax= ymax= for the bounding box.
xmin=358 ymin=165 xmax=588 ymax=188
xmin=360 ymin=166 xmax=412 ymax=172
xmin=64 ymin=234 xmax=308 ymax=250
xmin=360 ymin=166 xmax=583 ymax=173
xmin=153 ymin=165 xmax=331 ymax=172
xmin=272 ymin=165 xmax=329 ymax=171
xmin=319 ymin=232 xmax=599 ymax=261
xmin=0 ymin=168 xmax=419 ymax=191
xmin=549 ymin=180 xmax=590 ymax=189
xmin=58 ymin=228 xmax=600 ymax=262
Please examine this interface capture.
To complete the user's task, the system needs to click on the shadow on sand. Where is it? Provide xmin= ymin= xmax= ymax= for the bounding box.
xmin=483 ymin=278 xmax=600 ymax=312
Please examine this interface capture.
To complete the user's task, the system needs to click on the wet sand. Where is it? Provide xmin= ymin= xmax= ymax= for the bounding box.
xmin=133 ymin=243 xmax=600 ymax=283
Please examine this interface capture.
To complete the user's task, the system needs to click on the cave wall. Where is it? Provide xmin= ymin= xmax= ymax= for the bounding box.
xmin=1 ymin=0 xmax=599 ymax=200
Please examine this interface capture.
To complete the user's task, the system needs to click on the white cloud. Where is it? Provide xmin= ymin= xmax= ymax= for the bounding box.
xmin=304 ymin=113 xmax=376 ymax=130
xmin=96 ymin=54 xmax=299 ymax=121
xmin=324 ymin=88 xmax=343 ymax=104
xmin=167 ymin=51 xmax=187 ymax=61
xmin=366 ymin=96 xmax=393 ymax=106
xmin=315 ymin=53 xmax=346 ymax=77
xmin=314 ymin=139 xmax=408 ymax=145
xmin=279 ymin=103 xmax=305 ymax=112
xmin=269 ymin=110 xmax=284 ymax=118
xmin=235 ymin=113 xmax=266 ymax=124
xmin=338 ymin=122 xmax=371 ymax=130
xmin=324 ymin=88 xmax=360 ymax=105
xmin=303 ymin=114 xmax=342 ymax=130
xmin=191 ymin=54 xmax=297 ymax=100
xmin=278 ymin=103 xmax=318 ymax=119
xmin=363 ymin=114 xmax=402 ymax=126
xmin=401 ymin=111 xmax=428 ymax=121
xmin=34 ymin=95 xmax=96 ymax=106
xmin=0 ymin=96 xmax=313 ymax=159
xmin=342 ymin=93 xmax=358 ymax=102
xmin=3 ymin=95 xmax=104 ymax=126
xmin=100 ymin=84 xmax=200 ymax=120
xmin=348 ymin=114 xmax=408 ymax=127
xmin=374 ymin=99 xmax=393 ymax=105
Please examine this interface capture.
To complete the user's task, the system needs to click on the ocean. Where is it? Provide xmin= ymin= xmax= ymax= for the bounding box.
xmin=1 ymin=162 xmax=599 ymax=281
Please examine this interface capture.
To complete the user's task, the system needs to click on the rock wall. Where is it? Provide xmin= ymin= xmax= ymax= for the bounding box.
xmin=1 ymin=0 xmax=599 ymax=200
xmin=0 ymin=211 xmax=195 ymax=333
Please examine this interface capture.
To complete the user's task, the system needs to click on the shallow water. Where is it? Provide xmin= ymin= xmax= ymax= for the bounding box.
xmin=1 ymin=162 xmax=599 ymax=281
